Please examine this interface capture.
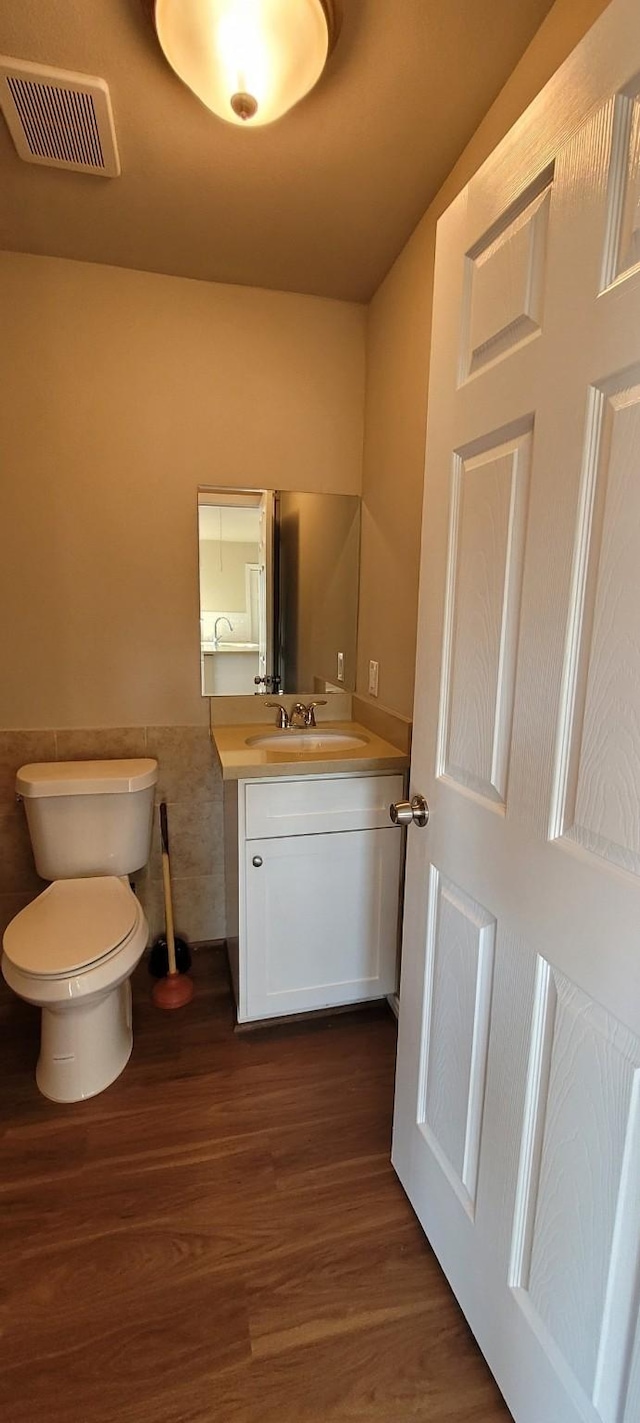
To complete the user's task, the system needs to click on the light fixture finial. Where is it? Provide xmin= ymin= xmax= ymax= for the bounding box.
xmin=231 ymin=91 xmax=258 ymax=121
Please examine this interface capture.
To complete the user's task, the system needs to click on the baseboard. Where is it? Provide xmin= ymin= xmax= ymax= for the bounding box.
xmin=234 ymin=997 xmax=395 ymax=1033
xmin=143 ymin=936 xmax=227 ymax=957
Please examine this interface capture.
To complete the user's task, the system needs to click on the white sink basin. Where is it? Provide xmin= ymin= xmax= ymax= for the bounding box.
xmin=247 ymin=729 xmax=369 ymax=752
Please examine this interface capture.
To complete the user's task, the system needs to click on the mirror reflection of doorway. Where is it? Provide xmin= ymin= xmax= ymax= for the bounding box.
xmin=198 ymin=486 xmax=360 ymax=698
xmin=198 ymin=491 xmax=274 ymax=696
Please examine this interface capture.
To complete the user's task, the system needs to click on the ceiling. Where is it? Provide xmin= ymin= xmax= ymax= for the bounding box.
xmin=0 ymin=0 xmax=557 ymax=302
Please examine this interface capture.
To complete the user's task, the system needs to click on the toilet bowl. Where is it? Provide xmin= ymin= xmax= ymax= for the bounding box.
xmin=2 ymin=757 xmax=158 ymax=1101
xmin=3 ymin=875 xmax=149 ymax=1102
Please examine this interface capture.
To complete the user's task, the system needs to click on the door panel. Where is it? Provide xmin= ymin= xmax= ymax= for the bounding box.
xmin=624 ymin=1320 xmax=640 ymax=1423
xmin=510 ymin=966 xmax=640 ymax=1415
xmin=603 ymin=85 xmax=640 ymax=288
xmin=393 ymin=4 xmax=640 ymax=1421
xmin=462 ymin=179 xmax=551 ymax=379
xmin=554 ymin=367 xmax=640 ymax=871
xmin=441 ymin=425 xmax=531 ymax=804
xmin=421 ymin=872 xmax=495 ymax=1216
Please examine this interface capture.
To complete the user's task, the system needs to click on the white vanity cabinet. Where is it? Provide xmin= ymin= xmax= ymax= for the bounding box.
xmin=224 ymin=771 xmax=404 ymax=1023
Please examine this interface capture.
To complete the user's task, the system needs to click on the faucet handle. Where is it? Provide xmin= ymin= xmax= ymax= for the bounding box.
xmin=305 ymin=700 xmax=327 ymax=727
xmin=265 ymin=702 xmax=290 ymax=729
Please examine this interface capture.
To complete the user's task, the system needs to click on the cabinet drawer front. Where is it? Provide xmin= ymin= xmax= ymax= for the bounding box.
xmin=244 ymin=773 xmax=404 ymax=839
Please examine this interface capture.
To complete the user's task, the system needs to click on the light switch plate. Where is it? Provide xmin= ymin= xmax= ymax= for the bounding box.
xmin=368 ymin=659 xmax=379 ymax=697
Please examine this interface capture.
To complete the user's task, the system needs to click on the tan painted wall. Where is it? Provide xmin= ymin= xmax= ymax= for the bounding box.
xmin=356 ymin=0 xmax=612 ymax=719
xmin=0 ymin=253 xmax=366 ymax=729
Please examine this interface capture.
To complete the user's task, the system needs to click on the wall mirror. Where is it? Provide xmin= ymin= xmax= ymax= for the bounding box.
xmin=198 ymin=488 xmax=360 ymax=697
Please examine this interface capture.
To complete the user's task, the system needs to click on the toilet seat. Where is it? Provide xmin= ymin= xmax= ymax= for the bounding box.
xmin=3 ymin=877 xmax=139 ymax=978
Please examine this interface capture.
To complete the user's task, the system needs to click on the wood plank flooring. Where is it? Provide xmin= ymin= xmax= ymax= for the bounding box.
xmin=0 ymin=950 xmax=512 ymax=1423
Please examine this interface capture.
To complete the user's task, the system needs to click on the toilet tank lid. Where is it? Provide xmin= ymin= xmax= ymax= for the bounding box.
xmin=16 ymin=758 xmax=158 ymax=798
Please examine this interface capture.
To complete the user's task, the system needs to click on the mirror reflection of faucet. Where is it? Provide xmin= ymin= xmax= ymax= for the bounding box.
xmin=213 ymin=616 xmax=233 ymax=648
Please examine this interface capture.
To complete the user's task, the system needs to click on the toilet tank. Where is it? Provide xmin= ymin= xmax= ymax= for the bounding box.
xmin=16 ymin=760 xmax=158 ymax=881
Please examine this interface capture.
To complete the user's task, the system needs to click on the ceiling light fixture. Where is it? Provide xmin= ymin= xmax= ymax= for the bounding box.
xmin=152 ymin=0 xmax=337 ymax=129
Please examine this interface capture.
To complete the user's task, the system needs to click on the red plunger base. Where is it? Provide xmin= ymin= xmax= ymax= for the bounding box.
xmin=152 ymin=971 xmax=195 ymax=1010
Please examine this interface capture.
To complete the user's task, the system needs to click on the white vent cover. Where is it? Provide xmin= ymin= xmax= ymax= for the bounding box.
xmin=0 ymin=56 xmax=120 ymax=177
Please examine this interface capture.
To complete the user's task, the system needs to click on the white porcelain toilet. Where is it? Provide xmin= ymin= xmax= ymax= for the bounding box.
xmin=1 ymin=758 xmax=158 ymax=1103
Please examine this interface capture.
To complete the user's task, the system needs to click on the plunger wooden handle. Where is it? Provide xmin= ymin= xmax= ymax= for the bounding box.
xmin=161 ymin=853 xmax=177 ymax=976
xmin=160 ymin=803 xmax=177 ymax=977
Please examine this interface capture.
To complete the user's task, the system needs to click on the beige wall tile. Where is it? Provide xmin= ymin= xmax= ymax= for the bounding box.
xmin=172 ymin=874 xmax=225 ymax=943
xmin=156 ymin=801 xmax=223 ymax=882
xmin=54 ymin=728 xmax=148 ymax=761
xmin=145 ymin=810 xmax=163 ymax=882
xmin=134 ymin=871 xmax=165 ymax=944
xmin=142 ymin=793 xmax=225 ymax=940
xmin=0 ymin=731 xmax=56 ymax=800
xmin=0 ymin=805 xmax=45 ymax=895
xmin=0 ymin=725 xmax=227 ymax=951
xmin=0 ymin=725 xmax=227 ymax=945
xmin=147 ymin=726 xmax=222 ymax=804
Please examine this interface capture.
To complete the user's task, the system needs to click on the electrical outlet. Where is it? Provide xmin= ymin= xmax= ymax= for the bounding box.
xmin=368 ymin=659 xmax=379 ymax=697
xmin=337 ymin=651 xmax=344 ymax=682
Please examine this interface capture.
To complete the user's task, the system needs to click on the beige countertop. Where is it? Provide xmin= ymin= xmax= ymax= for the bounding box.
xmin=201 ymin=643 xmax=259 ymax=655
xmin=212 ymin=720 xmax=409 ymax=781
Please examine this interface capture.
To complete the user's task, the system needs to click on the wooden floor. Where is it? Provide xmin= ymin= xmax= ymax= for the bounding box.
xmin=0 ymin=950 xmax=512 ymax=1423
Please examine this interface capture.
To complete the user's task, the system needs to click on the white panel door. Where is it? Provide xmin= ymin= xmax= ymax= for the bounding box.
xmin=393 ymin=3 xmax=640 ymax=1421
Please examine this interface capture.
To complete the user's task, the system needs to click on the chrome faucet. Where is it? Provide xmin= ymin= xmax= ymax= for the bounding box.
xmin=291 ymin=701 xmax=327 ymax=728
xmin=304 ymin=701 xmax=326 ymax=727
xmin=213 ymin=616 xmax=233 ymax=647
xmin=264 ymin=700 xmax=327 ymax=729
xmin=265 ymin=702 xmax=290 ymax=728
xmin=289 ymin=703 xmax=308 ymax=728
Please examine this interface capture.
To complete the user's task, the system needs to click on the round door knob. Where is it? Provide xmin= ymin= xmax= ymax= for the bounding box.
xmin=252 ymin=855 xmax=263 ymax=868
xmin=389 ymin=794 xmax=430 ymax=828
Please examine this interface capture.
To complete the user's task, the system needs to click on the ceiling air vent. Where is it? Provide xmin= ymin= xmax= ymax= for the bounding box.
xmin=0 ymin=56 xmax=120 ymax=176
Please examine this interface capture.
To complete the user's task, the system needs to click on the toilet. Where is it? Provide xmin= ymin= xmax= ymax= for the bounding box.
xmin=2 ymin=758 xmax=158 ymax=1103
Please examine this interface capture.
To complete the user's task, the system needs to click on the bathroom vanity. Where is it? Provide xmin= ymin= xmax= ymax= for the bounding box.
xmin=216 ymin=722 xmax=408 ymax=1024
xmin=201 ymin=642 xmax=260 ymax=695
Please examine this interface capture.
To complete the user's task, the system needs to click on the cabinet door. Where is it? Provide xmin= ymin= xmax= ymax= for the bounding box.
xmin=243 ymin=829 xmax=401 ymax=1021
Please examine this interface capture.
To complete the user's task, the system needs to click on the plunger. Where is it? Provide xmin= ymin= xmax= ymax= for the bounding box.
xmin=151 ymin=803 xmax=194 ymax=1010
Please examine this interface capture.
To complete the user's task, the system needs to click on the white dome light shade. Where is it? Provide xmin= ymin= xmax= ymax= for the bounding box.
xmin=154 ymin=0 xmax=331 ymax=128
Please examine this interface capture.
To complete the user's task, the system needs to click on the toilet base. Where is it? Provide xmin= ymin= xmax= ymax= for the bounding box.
xmin=36 ymin=980 xmax=134 ymax=1102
